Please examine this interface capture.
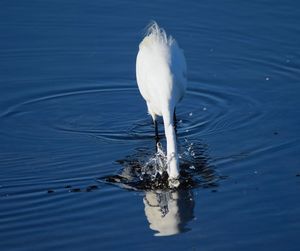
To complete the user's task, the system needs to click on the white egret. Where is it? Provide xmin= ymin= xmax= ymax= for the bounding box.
xmin=136 ymin=22 xmax=187 ymax=184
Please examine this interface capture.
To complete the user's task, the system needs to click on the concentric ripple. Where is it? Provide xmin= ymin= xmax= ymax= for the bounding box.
xmin=0 ymin=81 xmax=263 ymax=142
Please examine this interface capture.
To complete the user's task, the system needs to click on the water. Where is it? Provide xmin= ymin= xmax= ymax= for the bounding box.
xmin=1 ymin=0 xmax=300 ymax=250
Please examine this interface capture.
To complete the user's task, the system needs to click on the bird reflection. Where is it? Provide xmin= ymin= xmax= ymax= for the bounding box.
xmin=143 ymin=189 xmax=194 ymax=236
xmin=100 ymin=140 xmax=219 ymax=236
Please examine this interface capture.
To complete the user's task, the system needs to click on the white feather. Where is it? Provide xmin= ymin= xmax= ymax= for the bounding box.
xmin=136 ymin=22 xmax=187 ymax=181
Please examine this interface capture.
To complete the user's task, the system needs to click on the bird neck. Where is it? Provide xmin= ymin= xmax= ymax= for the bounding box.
xmin=163 ymin=109 xmax=179 ymax=179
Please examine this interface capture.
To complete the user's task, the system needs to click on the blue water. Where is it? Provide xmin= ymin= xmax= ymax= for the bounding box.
xmin=1 ymin=1 xmax=300 ymax=250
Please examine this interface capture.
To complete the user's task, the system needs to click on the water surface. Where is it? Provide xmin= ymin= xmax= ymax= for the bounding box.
xmin=1 ymin=1 xmax=300 ymax=250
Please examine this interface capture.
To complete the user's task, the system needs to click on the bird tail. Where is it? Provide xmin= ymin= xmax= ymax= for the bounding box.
xmin=145 ymin=21 xmax=174 ymax=45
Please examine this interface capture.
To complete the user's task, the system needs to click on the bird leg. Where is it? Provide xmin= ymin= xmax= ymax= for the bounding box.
xmin=154 ymin=120 xmax=160 ymax=151
xmin=173 ymin=109 xmax=177 ymax=135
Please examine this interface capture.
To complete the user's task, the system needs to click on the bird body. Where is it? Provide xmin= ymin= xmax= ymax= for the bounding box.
xmin=136 ymin=22 xmax=187 ymax=181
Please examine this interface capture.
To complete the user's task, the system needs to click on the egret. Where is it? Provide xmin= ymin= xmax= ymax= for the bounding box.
xmin=136 ymin=22 xmax=187 ymax=184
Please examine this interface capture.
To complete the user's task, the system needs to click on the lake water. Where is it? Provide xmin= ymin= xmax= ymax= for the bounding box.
xmin=1 ymin=0 xmax=300 ymax=250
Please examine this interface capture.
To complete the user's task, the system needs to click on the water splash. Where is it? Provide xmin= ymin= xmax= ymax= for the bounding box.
xmin=99 ymin=139 xmax=221 ymax=191
xmin=140 ymin=142 xmax=167 ymax=181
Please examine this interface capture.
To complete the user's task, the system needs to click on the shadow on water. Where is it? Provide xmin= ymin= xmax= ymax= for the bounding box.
xmin=99 ymin=139 xmax=224 ymax=236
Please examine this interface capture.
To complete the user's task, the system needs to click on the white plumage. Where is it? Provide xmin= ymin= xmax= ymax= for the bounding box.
xmin=136 ymin=22 xmax=187 ymax=182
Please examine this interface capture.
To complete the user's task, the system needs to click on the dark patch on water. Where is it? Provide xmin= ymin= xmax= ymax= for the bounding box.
xmin=44 ymin=184 xmax=99 ymax=194
xmin=99 ymin=140 xmax=222 ymax=191
xmin=86 ymin=185 xmax=98 ymax=192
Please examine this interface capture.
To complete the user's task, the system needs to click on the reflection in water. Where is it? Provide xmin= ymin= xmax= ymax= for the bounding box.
xmin=144 ymin=189 xmax=194 ymax=236
xmin=100 ymin=139 xmax=220 ymax=236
